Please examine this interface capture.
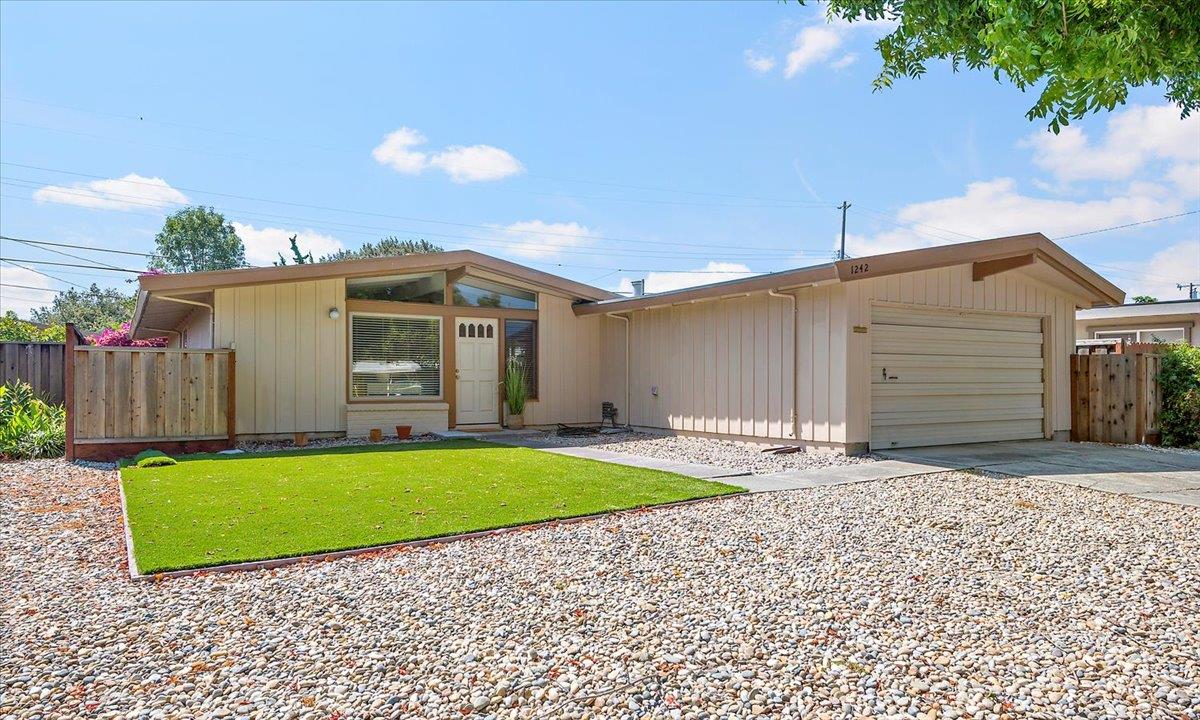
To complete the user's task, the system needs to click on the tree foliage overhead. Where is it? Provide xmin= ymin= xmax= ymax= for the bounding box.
xmin=29 ymin=284 xmax=136 ymax=335
xmin=150 ymin=206 xmax=246 ymax=273
xmin=802 ymin=0 xmax=1200 ymax=132
xmin=274 ymin=235 xmax=314 ymax=266
xmin=319 ymin=237 xmax=444 ymax=263
xmin=1132 ymin=295 xmax=1158 ymax=304
xmin=0 ymin=311 xmax=65 ymax=342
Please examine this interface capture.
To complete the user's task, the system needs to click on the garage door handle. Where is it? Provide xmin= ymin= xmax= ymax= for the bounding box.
xmin=881 ymin=368 xmax=898 ymax=381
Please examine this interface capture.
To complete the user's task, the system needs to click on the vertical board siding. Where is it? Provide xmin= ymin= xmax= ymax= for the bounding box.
xmin=602 ymin=293 xmax=798 ymax=441
xmin=214 ymin=278 xmax=346 ymax=435
xmin=521 ymin=293 xmax=605 ymax=426
xmin=845 ymin=263 xmax=1081 ymax=444
xmin=71 ymin=348 xmax=230 ymax=441
xmin=0 ymin=343 xmax=65 ymax=404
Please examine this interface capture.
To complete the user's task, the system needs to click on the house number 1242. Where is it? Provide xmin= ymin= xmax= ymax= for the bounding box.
xmin=848 ymin=262 xmax=869 ymax=275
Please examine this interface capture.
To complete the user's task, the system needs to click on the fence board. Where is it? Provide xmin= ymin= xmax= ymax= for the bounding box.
xmin=69 ymin=347 xmax=234 ymax=446
xmin=0 ymin=342 xmax=66 ymax=404
xmin=1070 ymin=354 xmax=1162 ymax=444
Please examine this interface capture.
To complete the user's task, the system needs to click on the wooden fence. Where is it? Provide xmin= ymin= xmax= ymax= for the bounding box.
xmin=65 ymin=325 xmax=235 ymax=461
xmin=1 ymin=342 xmax=66 ymax=404
xmin=1069 ymin=353 xmax=1162 ymax=444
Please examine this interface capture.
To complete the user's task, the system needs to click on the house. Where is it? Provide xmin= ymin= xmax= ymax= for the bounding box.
xmin=130 ymin=232 xmax=1123 ymax=453
xmin=1076 ymin=299 xmax=1200 ymax=347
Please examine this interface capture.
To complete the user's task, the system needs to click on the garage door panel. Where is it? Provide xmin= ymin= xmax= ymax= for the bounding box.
xmin=872 ymin=419 xmax=1046 ymax=449
xmin=870 ymin=306 xmax=1046 ymax=450
xmin=872 ymin=307 xmax=1043 ymax=332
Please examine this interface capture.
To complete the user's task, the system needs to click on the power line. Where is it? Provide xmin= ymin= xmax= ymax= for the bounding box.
xmin=0 ymin=282 xmax=59 ymax=293
xmin=1 ymin=259 xmax=88 ymax=289
xmin=1054 ymin=210 xmax=1200 ymax=240
xmin=4 ymin=236 xmax=128 ymax=271
xmin=0 ymin=235 xmax=160 ymax=258
xmin=0 ymin=257 xmax=144 ymax=273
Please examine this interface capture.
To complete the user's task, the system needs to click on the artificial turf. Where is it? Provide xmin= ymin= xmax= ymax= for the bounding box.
xmin=120 ymin=439 xmax=743 ymax=573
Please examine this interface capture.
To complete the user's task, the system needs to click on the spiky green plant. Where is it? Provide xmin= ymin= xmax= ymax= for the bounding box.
xmin=503 ymin=356 xmax=528 ymax=417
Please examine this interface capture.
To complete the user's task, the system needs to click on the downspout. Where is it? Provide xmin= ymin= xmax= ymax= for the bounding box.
xmin=767 ymin=289 xmax=798 ymax=439
xmin=157 ymin=295 xmax=215 ymax=347
xmin=606 ymin=312 xmax=631 ymax=428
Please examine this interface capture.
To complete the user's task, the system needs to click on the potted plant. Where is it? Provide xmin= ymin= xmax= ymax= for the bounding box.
xmin=503 ymin=355 xmax=528 ymax=430
xmin=395 ymin=424 xmax=412 ymax=439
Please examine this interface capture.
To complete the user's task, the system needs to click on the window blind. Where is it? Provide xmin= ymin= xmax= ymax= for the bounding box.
xmin=351 ymin=315 xmax=441 ymax=398
xmin=504 ymin=319 xmax=537 ymax=399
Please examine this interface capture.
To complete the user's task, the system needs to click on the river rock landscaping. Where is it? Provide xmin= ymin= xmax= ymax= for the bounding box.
xmin=533 ymin=430 xmax=878 ymax=475
xmin=2 ymin=458 xmax=1197 ymax=719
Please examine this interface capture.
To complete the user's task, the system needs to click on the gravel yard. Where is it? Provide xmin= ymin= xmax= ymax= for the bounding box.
xmin=2 ymin=459 xmax=1198 ymax=720
xmin=533 ymin=430 xmax=877 ymax=475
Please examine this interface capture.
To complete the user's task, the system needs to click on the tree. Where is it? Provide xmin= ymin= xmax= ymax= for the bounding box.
xmin=801 ymin=1 xmax=1200 ymax=132
xmin=319 ymin=237 xmax=444 ymax=263
xmin=0 ymin=311 xmax=65 ymax=342
xmin=151 ymin=206 xmax=246 ymax=272
xmin=274 ymin=235 xmax=313 ymax=266
xmin=30 ymin=284 xmax=136 ymax=335
xmin=1132 ymin=295 xmax=1158 ymax=304
xmin=86 ymin=322 xmax=168 ymax=347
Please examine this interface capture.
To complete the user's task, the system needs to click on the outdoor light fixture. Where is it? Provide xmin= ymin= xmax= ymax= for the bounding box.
xmin=329 ymin=307 xmax=341 ymax=320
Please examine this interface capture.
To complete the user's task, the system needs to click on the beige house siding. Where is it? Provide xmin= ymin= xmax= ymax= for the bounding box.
xmin=213 ymin=278 xmax=347 ymax=435
xmin=604 ymin=292 xmax=797 ymax=440
xmin=346 ymin=403 xmax=449 ymax=436
xmin=522 ymin=293 xmax=605 ymax=426
xmin=844 ymin=263 xmax=1080 ymax=444
xmin=178 ymin=307 xmax=212 ymax=349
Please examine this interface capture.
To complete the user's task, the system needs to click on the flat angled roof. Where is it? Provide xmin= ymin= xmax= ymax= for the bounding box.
xmin=1078 ymin=299 xmax=1200 ymax=320
xmin=574 ymin=232 xmax=1125 ymax=315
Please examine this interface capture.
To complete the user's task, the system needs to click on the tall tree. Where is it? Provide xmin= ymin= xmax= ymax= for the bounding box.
xmin=274 ymin=235 xmax=314 ymax=266
xmin=1132 ymin=295 xmax=1158 ymax=304
xmin=319 ymin=237 xmax=444 ymax=263
xmin=29 ymin=284 xmax=136 ymax=335
xmin=151 ymin=206 xmax=246 ymax=272
xmin=801 ymin=1 xmax=1200 ymax=132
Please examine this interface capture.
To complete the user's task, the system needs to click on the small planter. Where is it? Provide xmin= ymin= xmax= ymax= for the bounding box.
xmin=368 ymin=428 xmax=383 ymax=443
xmin=506 ymin=414 xmax=524 ymax=430
xmin=395 ymin=425 xmax=412 ymax=440
xmin=293 ymin=432 xmax=308 ymax=447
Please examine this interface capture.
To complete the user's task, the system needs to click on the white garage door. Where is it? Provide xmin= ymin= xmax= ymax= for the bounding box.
xmin=870 ymin=306 xmax=1046 ymax=450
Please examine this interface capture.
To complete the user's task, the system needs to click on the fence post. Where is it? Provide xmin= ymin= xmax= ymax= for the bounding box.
xmin=64 ymin=324 xmax=78 ymax=461
xmin=226 ymin=350 xmax=236 ymax=447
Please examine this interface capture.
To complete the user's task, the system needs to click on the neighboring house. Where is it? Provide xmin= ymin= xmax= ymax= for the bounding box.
xmin=130 ymin=233 xmax=1122 ymax=452
xmin=1076 ymin=299 xmax=1200 ymax=347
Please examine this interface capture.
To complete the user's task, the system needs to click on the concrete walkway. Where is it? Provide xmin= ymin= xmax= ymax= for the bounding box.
xmin=879 ymin=440 xmax=1200 ymax=507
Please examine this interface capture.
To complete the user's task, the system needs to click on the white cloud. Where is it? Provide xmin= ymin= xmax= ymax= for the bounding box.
xmin=232 ymin=223 xmax=346 ymax=266
xmin=744 ymin=50 xmax=776 ymax=74
xmin=494 ymin=220 xmax=593 ymax=259
xmin=370 ymin=127 xmax=428 ymax=174
xmin=1168 ymin=162 xmax=1200 ymax=197
xmin=846 ymin=177 xmax=1185 ymax=258
xmin=1099 ymin=239 xmax=1200 ymax=301
xmin=33 ymin=173 xmax=187 ymax=211
xmin=372 ymin=128 xmax=523 ymax=183
xmin=830 ymin=53 xmax=858 ymax=70
xmin=0 ymin=266 xmax=58 ymax=318
xmin=430 ymin=145 xmax=524 ymax=183
xmin=617 ymin=262 xmax=757 ymax=295
xmin=1022 ymin=104 xmax=1200 ymax=186
xmin=784 ymin=25 xmax=844 ymax=78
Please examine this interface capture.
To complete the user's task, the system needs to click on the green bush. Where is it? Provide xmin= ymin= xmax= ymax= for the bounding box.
xmin=1159 ymin=343 xmax=1200 ymax=449
xmin=0 ymin=381 xmax=66 ymax=459
xmin=133 ymin=449 xmax=177 ymax=468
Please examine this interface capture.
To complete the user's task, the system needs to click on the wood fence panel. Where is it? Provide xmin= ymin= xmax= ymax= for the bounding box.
xmin=70 ymin=347 xmax=234 ymax=444
xmin=0 ymin=342 xmax=66 ymax=404
xmin=1070 ymin=354 xmax=1162 ymax=444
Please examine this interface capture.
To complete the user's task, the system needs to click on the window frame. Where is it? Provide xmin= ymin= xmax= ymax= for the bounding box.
xmin=346 ymin=271 xmax=447 ymax=306
xmin=452 ymin=276 xmax=538 ymax=310
xmin=348 ymin=311 xmax=444 ymax=402
xmin=502 ymin=318 xmax=539 ymax=401
xmin=1095 ymin=327 xmax=1187 ymax=343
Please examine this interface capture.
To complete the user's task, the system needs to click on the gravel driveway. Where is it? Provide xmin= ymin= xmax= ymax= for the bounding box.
xmin=2 ymin=459 xmax=1197 ymax=719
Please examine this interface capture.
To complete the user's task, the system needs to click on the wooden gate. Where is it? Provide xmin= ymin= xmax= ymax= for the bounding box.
xmin=65 ymin=326 xmax=236 ymax=461
xmin=1069 ymin=354 xmax=1161 ymax=444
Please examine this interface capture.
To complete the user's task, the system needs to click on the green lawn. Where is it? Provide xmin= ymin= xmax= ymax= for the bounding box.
xmin=120 ymin=439 xmax=742 ymax=573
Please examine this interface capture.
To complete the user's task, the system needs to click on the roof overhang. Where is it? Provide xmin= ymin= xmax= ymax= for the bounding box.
xmin=574 ymin=232 xmax=1124 ymax=316
xmin=1077 ymin=299 xmax=1200 ymax=321
xmin=131 ymin=290 xmax=214 ymax=340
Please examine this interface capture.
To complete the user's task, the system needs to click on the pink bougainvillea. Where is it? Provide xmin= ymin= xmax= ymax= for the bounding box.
xmin=85 ymin=322 xmax=169 ymax=347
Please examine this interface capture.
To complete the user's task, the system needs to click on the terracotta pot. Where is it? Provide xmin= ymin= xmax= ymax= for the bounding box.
xmin=506 ymin=414 xmax=524 ymax=430
xmin=293 ymin=432 xmax=308 ymax=447
xmin=368 ymin=428 xmax=383 ymax=443
xmin=396 ymin=425 xmax=412 ymax=439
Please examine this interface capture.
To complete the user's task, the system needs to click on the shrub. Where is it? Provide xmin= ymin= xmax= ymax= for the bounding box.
xmin=0 ymin=381 xmax=66 ymax=459
xmin=132 ymin=449 xmax=178 ymax=468
xmin=1159 ymin=343 xmax=1200 ymax=449
xmin=503 ymin=356 xmax=527 ymax=416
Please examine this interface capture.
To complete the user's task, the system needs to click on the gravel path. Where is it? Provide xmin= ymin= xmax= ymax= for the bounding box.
xmin=2 ymin=459 xmax=1198 ymax=719
xmin=532 ymin=430 xmax=876 ymax=475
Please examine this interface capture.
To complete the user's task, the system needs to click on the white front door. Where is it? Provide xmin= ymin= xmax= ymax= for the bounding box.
xmin=455 ymin=318 xmax=499 ymax=425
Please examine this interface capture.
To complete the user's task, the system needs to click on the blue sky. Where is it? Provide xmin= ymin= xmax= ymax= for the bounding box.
xmin=2 ymin=1 xmax=1197 ymax=317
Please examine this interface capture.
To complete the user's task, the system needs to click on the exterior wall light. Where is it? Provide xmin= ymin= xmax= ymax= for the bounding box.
xmin=329 ymin=307 xmax=341 ymax=320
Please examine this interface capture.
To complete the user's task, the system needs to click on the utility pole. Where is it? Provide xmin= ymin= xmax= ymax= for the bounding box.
xmin=1179 ymin=282 xmax=1199 ymax=300
xmin=837 ymin=201 xmax=851 ymax=260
